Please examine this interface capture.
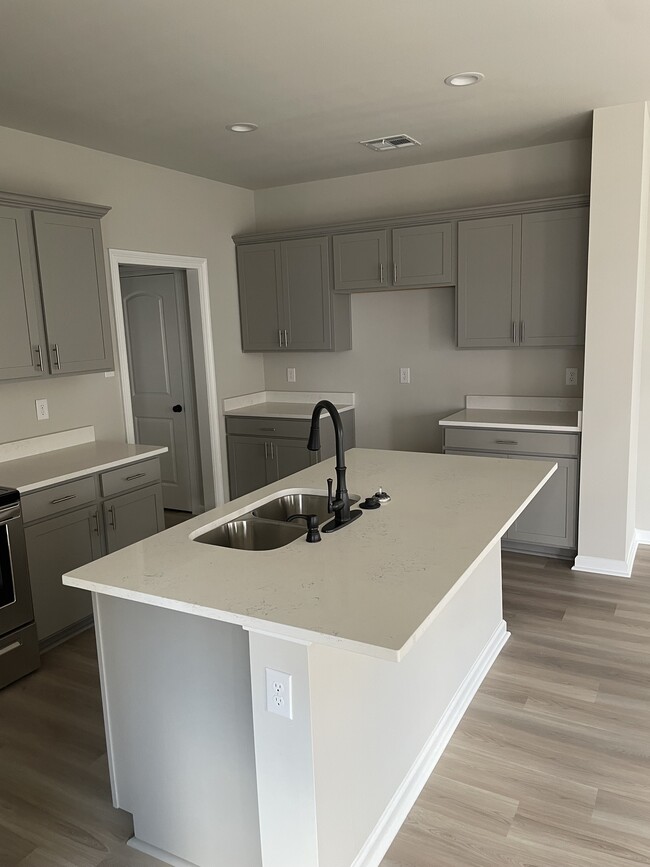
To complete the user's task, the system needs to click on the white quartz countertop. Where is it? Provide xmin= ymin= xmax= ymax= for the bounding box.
xmin=64 ymin=448 xmax=555 ymax=661
xmin=439 ymin=408 xmax=581 ymax=432
xmin=225 ymin=402 xmax=355 ymax=419
xmin=0 ymin=442 xmax=168 ymax=493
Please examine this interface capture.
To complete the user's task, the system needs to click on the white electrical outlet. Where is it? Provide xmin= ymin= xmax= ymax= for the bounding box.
xmin=265 ymin=667 xmax=293 ymax=719
xmin=35 ymin=398 xmax=49 ymax=421
xmin=400 ymin=367 xmax=411 ymax=384
xmin=566 ymin=367 xmax=578 ymax=386
xmin=287 ymin=367 xmax=296 ymax=383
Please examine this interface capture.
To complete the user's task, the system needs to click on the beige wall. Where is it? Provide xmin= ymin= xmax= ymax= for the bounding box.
xmin=255 ymin=140 xmax=591 ymax=453
xmin=576 ymin=103 xmax=650 ymax=571
xmin=0 ymin=125 xmax=260 ymax=484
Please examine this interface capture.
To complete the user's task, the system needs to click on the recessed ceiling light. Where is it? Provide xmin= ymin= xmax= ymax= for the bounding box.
xmin=444 ymin=72 xmax=484 ymax=87
xmin=226 ymin=123 xmax=258 ymax=133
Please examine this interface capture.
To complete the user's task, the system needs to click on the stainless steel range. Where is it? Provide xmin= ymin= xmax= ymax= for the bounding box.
xmin=0 ymin=486 xmax=40 ymax=689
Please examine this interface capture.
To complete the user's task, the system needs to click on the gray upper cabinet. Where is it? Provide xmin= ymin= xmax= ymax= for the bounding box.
xmin=0 ymin=191 xmax=113 ymax=381
xmin=282 ymin=237 xmax=332 ymax=351
xmin=237 ymin=236 xmax=350 ymax=352
xmin=392 ymin=223 xmax=454 ymax=288
xmin=519 ymin=208 xmax=589 ymax=347
xmin=237 ymin=242 xmax=284 ymax=351
xmin=457 ymin=215 xmax=522 ymax=348
xmin=0 ymin=206 xmax=46 ymax=381
xmin=33 ymin=211 xmax=113 ymax=374
xmin=333 ymin=230 xmax=388 ymax=291
xmin=457 ymin=207 xmax=588 ymax=349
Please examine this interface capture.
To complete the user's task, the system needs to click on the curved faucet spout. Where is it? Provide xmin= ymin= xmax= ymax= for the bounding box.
xmin=308 ymin=400 xmax=358 ymax=531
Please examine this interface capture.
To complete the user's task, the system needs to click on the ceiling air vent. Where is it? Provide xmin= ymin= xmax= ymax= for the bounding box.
xmin=360 ymin=134 xmax=421 ymax=152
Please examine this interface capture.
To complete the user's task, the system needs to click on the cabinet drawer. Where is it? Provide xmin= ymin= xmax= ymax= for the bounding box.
xmin=226 ymin=416 xmax=312 ymax=440
xmin=100 ymin=459 xmax=161 ymax=498
xmin=443 ymin=427 xmax=579 ymax=457
xmin=22 ymin=476 xmax=97 ymax=524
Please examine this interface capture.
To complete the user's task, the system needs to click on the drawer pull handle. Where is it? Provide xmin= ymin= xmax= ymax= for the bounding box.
xmin=50 ymin=494 xmax=76 ymax=505
xmin=34 ymin=345 xmax=43 ymax=372
xmin=259 ymin=427 xmax=276 ymax=432
xmin=108 ymin=505 xmax=116 ymax=530
xmin=125 ymin=472 xmax=146 ymax=481
xmin=0 ymin=641 xmax=21 ymax=658
xmin=495 ymin=439 xmax=518 ymax=445
xmin=51 ymin=343 xmax=61 ymax=370
xmin=278 ymin=329 xmax=283 ymax=347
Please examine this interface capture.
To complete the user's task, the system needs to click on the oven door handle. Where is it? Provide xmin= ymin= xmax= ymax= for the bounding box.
xmin=0 ymin=640 xmax=21 ymax=658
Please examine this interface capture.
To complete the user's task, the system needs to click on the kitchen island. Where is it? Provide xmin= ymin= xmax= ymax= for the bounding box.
xmin=64 ymin=448 xmax=555 ymax=867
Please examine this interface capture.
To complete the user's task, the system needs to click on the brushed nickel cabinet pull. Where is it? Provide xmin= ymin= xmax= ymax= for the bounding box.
xmin=34 ymin=345 xmax=43 ymax=371
xmin=278 ymin=329 xmax=283 ymax=347
xmin=495 ymin=439 xmax=518 ymax=445
xmin=125 ymin=472 xmax=146 ymax=481
xmin=92 ymin=511 xmax=100 ymax=535
xmin=393 ymin=263 xmax=398 ymax=284
xmin=270 ymin=442 xmax=275 ymax=460
xmin=51 ymin=343 xmax=61 ymax=370
xmin=512 ymin=321 xmax=517 ymax=344
xmin=379 ymin=263 xmax=384 ymax=283
xmin=521 ymin=320 xmax=526 ymax=343
xmin=284 ymin=329 xmax=288 ymax=347
xmin=108 ymin=506 xmax=116 ymax=530
xmin=260 ymin=427 xmax=276 ymax=432
xmin=50 ymin=494 xmax=76 ymax=505
xmin=264 ymin=442 xmax=269 ymax=460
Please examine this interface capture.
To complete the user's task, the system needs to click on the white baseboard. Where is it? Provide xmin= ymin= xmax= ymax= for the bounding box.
xmin=635 ymin=529 xmax=650 ymax=546
xmin=573 ymin=533 xmax=640 ymax=578
xmin=351 ymin=620 xmax=510 ymax=867
xmin=127 ymin=837 xmax=199 ymax=866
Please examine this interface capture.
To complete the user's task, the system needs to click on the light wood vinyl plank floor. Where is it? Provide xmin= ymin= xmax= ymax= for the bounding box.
xmin=1 ymin=550 xmax=650 ymax=866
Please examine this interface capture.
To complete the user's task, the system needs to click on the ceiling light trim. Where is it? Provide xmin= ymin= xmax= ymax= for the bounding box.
xmin=227 ymin=123 xmax=259 ymax=133
xmin=444 ymin=72 xmax=485 ymax=87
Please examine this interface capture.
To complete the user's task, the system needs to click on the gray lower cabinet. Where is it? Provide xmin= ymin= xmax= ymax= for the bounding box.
xmin=226 ymin=411 xmax=355 ymax=500
xmin=104 ymin=486 xmax=165 ymax=554
xmin=33 ymin=211 xmax=114 ymax=374
xmin=443 ymin=427 xmax=579 ymax=556
xmin=0 ymin=206 xmax=46 ymax=381
xmin=457 ymin=207 xmax=588 ymax=348
xmin=237 ymin=236 xmax=351 ymax=352
xmin=22 ymin=458 xmax=165 ymax=647
xmin=0 ymin=192 xmax=113 ymax=381
xmin=25 ymin=505 xmax=101 ymax=644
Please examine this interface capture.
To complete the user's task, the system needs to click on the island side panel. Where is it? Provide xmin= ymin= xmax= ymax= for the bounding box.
xmin=247 ymin=632 xmax=320 ymax=867
xmin=311 ymin=541 xmax=506 ymax=867
xmin=93 ymin=594 xmax=262 ymax=867
xmin=246 ymin=542 xmax=506 ymax=867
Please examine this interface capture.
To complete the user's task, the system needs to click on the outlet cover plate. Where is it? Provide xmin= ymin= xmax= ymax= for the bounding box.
xmin=35 ymin=398 xmax=49 ymax=421
xmin=265 ymin=667 xmax=293 ymax=719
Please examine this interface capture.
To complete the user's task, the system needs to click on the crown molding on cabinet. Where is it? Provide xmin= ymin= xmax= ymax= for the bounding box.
xmin=233 ymin=194 xmax=589 ymax=245
xmin=0 ymin=189 xmax=111 ymax=218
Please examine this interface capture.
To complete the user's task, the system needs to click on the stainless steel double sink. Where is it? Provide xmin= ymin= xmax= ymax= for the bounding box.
xmin=194 ymin=493 xmax=359 ymax=551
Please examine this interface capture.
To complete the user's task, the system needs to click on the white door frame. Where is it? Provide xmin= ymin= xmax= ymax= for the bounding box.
xmin=108 ymin=248 xmax=224 ymax=508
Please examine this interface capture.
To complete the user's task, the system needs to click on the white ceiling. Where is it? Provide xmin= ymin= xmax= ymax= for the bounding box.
xmin=0 ymin=0 xmax=648 ymax=189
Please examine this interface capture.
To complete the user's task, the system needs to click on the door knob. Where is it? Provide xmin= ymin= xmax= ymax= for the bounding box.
xmin=172 ymin=404 xmax=183 ymax=413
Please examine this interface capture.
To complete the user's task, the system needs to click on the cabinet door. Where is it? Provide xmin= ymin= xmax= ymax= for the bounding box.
xmin=0 ymin=206 xmax=47 ymax=381
xmin=333 ymin=230 xmax=388 ymax=291
xmin=507 ymin=455 xmax=577 ymax=549
xmin=457 ymin=216 xmax=521 ymax=348
xmin=237 ymin=243 xmax=284 ymax=351
xmin=104 ymin=485 xmax=165 ymax=554
xmin=227 ymin=435 xmax=271 ymax=499
xmin=269 ymin=437 xmax=315 ymax=483
xmin=520 ymin=208 xmax=589 ymax=347
xmin=33 ymin=211 xmax=113 ymax=374
xmin=392 ymin=223 xmax=454 ymax=287
xmin=282 ymin=236 xmax=333 ymax=350
xmin=25 ymin=506 xmax=101 ymax=642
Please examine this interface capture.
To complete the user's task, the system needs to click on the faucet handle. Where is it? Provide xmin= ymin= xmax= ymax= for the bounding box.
xmin=326 ymin=477 xmax=334 ymax=513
